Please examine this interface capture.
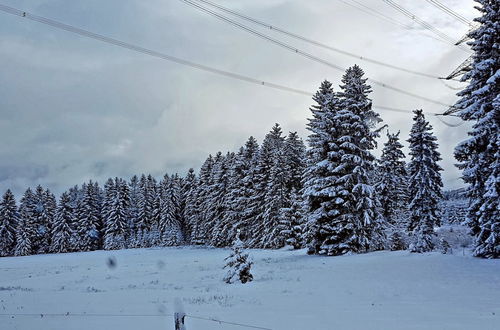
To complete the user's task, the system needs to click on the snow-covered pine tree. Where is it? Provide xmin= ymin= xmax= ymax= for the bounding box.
xmin=334 ymin=65 xmax=385 ymax=252
xmin=454 ymin=0 xmax=499 ymax=258
xmin=277 ymin=189 xmax=304 ymax=249
xmin=15 ymin=188 xmax=36 ymax=256
xmin=76 ymin=181 xmax=103 ymax=251
xmin=104 ymin=178 xmax=130 ymax=250
xmin=283 ymin=132 xmax=306 ymax=193
xmin=127 ymin=175 xmax=140 ymax=246
xmin=302 ymin=80 xmax=343 ymax=255
xmin=136 ymin=174 xmax=156 ymax=246
xmin=30 ymin=185 xmax=51 ymax=254
xmin=375 ymin=131 xmax=409 ymax=225
xmin=274 ymin=132 xmax=306 ymax=249
xmin=191 ymin=155 xmax=214 ymax=245
xmin=223 ymin=233 xmax=253 ymax=284
xmin=249 ymin=124 xmax=285 ymax=247
xmin=209 ymin=152 xmax=235 ymax=247
xmin=0 ymin=190 xmax=17 ymax=256
xmin=407 ymin=110 xmax=443 ymax=253
xmin=51 ymin=192 xmax=74 ymax=253
xmin=216 ymin=139 xmax=259 ymax=247
xmin=181 ymin=168 xmax=198 ymax=243
xmin=159 ymin=174 xmax=183 ymax=246
xmin=304 ymin=69 xmax=385 ymax=256
xmin=259 ymin=147 xmax=287 ymax=248
xmin=67 ymin=185 xmax=82 ymax=251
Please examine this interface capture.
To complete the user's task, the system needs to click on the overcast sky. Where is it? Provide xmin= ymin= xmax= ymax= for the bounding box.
xmin=0 ymin=0 xmax=476 ymax=197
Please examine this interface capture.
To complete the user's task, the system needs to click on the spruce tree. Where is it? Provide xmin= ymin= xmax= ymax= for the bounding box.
xmin=335 ymin=65 xmax=385 ymax=252
xmin=454 ymin=0 xmax=499 ymax=258
xmin=76 ymin=181 xmax=103 ymax=251
xmin=375 ymin=131 xmax=409 ymax=225
xmin=407 ymin=110 xmax=443 ymax=253
xmin=304 ymin=68 xmax=384 ymax=256
xmin=277 ymin=189 xmax=304 ymax=249
xmin=159 ymin=174 xmax=183 ymax=246
xmin=128 ymin=175 xmax=140 ymax=246
xmin=31 ymin=185 xmax=51 ymax=254
xmin=223 ymin=233 xmax=253 ymax=284
xmin=209 ymin=153 xmax=234 ymax=247
xmin=104 ymin=178 xmax=130 ymax=250
xmin=15 ymin=188 xmax=36 ymax=256
xmin=181 ymin=168 xmax=198 ymax=243
xmin=302 ymin=80 xmax=343 ymax=255
xmin=250 ymin=124 xmax=285 ymax=247
xmin=0 ymin=190 xmax=17 ymax=256
xmin=191 ymin=155 xmax=214 ymax=244
xmin=51 ymin=192 xmax=74 ymax=253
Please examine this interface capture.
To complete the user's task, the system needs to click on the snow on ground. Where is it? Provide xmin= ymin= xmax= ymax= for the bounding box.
xmin=1 ymin=247 xmax=499 ymax=330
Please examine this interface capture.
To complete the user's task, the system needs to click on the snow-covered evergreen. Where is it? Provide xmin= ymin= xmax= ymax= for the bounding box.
xmin=454 ymin=0 xmax=499 ymax=258
xmin=223 ymin=233 xmax=253 ymax=284
xmin=407 ymin=110 xmax=443 ymax=253
xmin=304 ymin=66 xmax=384 ymax=256
xmin=0 ymin=190 xmax=17 ymax=256
xmin=14 ymin=188 xmax=36 ymax=256
xmin=159 ymin=174 xmax=183 ymax=246
xmin=76 ymin=181 xmax=102 ymax=251
xmin=277 ymin=189 xmax=304 ymax=249
xmin=375 ymin=131 xmax=409 ymax=225
xmin=104 ymin=178 xmax=130 ymax=250
xmin=302 ymin=80 xmax=343 ymax=255
xmin=51 ymin=192 xmax=74 ymax=253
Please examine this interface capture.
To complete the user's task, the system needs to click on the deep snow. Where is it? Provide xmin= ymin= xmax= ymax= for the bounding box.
xmin=1 ymin=247 xmax=499 ymax=330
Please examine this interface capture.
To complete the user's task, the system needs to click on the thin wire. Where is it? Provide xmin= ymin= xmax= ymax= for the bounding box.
xmin=334 ymin=0 xmax=412 ymax=29
xmin=181 ymin=0 xmax=453 ymax=107
xmin=0 ymin=4 xmax=460 ymax=122
xmin=382 ymin=0 xmax=471 ymax=53
xmin=0 ymin=312 xmax=273 ymax=329
xmin=191 ymin=0 xmax=446 ymax=80
xmin=424 ymin=0 xmax=473 ymax=26
xmin=0 ymin=4 xmax=310 ymax=97
xmin=336 ymin=0 xmax=452 ymax=46
xmin=187 ymin=314 xmax=273 ymax=330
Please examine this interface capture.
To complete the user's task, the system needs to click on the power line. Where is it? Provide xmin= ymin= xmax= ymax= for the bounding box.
xmin=336 ymin=0 xmax=453 ymax=46
xmin=0 ymin=4 xmax=311 ymax=97
xmin=382 ymin=0 xmax=471 ymax=53
xmin=424 ymin=0 xmax=473 ymax=26
xmin=181 ymin=0 xmax=453 ymax=107
xmin=336 ymin=0 xmax=412 ymax=29
xmin=190 ymin=0 xmax=446 ymax=80
xmin=0 ymin=4 xmax=460 ymax=123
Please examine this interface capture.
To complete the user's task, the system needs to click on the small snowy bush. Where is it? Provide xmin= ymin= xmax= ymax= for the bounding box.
xmin=223 ymin=235 xmax=253 ymax=284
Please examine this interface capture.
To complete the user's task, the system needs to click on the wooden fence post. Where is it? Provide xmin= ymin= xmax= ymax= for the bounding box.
xmin=174 ymin=312 xmax=186 ymax=330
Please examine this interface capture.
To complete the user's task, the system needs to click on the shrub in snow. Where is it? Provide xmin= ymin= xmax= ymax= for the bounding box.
xmin=223 ymin=235 xmax=253 ymax=284
xmin=440 ymin=238 xmax=452 ymax=255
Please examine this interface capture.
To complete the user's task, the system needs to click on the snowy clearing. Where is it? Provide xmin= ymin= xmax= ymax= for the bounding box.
xmin=1 ymin=247 xmax=499 ymax=330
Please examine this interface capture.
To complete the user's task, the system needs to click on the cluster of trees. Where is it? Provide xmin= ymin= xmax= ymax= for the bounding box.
xmin=0 ymin=0 xmax=497 ymax=259
xmin=0 ymin=65 xmax=444 ymax=258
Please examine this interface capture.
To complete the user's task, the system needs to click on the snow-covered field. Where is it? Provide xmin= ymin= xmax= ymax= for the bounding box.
xmin=1 ymin=247 xmax=499 ymax=330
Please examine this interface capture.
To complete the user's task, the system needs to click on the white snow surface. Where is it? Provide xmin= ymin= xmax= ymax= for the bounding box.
xmin=1 ymin=247 xmax=499 ymax=330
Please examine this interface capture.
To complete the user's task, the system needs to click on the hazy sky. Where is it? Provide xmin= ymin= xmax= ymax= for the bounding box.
xmin=0 ymin=0 xmax=476 ymax=197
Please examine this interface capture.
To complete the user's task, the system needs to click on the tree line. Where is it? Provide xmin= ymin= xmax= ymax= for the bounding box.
xmin=0 ymin=65 xmax=444 ymax=257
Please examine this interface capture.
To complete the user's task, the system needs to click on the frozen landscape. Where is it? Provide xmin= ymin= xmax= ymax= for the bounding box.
xmin=1 ymin=245 xmax=499 ymax=330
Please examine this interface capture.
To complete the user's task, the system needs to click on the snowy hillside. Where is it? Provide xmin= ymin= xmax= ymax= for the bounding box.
xmin=1 ymin=247 xmax=499 ymax=330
